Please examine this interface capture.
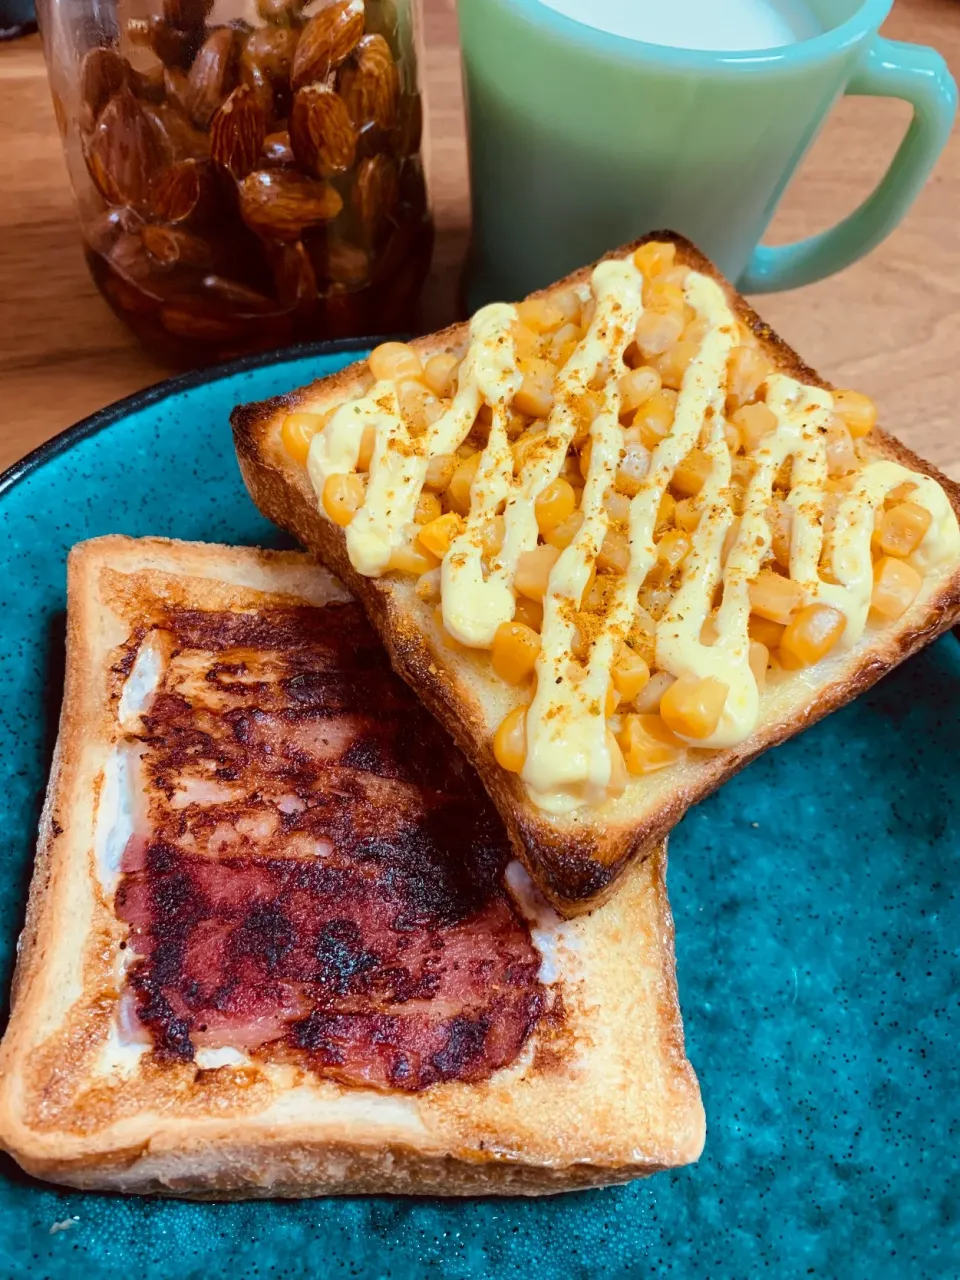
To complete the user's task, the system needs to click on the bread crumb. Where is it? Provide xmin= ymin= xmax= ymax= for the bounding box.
xmin=49 ymin=1217 xmax=79 ymax=1235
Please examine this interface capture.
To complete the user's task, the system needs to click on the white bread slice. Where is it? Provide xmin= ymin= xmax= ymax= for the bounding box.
xmin=231 ymin=231 xmax=960 ymax=916
xmin=0 ymin=535 xmax=703 ymax=1197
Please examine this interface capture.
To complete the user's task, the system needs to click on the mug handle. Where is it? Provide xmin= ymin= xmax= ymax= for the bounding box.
xmin=738 ymin=37 xmax=957 ymax=294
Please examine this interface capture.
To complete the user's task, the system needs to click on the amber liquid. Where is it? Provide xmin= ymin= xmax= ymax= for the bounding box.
xmin=86 ymin=202 xmax=433 ymax=367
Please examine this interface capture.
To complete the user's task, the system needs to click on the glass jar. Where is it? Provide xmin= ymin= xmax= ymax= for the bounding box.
xmin=37 ymin=0 xmax=433 ymax=364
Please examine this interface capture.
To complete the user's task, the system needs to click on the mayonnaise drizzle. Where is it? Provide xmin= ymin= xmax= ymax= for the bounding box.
xmin=522 ymin=261 xmax=646 ymax=807
xmin=307 ymin=255 xmax=960 ymax=813
xmin=308 ymin=303 xmax=518 ymax=577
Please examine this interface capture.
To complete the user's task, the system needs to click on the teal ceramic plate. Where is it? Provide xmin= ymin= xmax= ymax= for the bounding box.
xmin=1 ymin=344 xmax=958 ymax=1279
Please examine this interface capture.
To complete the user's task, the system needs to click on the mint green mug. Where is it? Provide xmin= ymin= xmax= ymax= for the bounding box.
xmin=457 ymin=0 xmax=957 ymax=305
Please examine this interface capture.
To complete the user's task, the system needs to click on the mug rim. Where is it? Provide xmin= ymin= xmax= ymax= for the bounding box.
xmin=511 ymin=0 xmax=894 ymax=70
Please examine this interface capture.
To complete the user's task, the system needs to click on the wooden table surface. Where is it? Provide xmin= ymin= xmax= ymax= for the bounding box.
xmin=1 ymin=0 xmax=958 ymax=475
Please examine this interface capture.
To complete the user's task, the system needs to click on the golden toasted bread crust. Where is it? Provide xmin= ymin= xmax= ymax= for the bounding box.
xmin=0 ymin=536 xmax=704 ymax=1196
xmin=231 ymin=232 xmax=960 ymax=914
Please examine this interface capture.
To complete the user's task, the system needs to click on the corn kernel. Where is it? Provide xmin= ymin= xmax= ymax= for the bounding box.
xmin=733 ymin=402 xmax=778 ymax=452
xmin=661 ymin=264 xmax=691 ymax=288
xmin=535 ymin=477 xmax=576 ymax=534
xmin=477 ymin=515 xmax=505 ymax=557
xmin=618 ymin=366 xmax=661 ymax=415
xmin=422 ymin=352 xmax=459 ymax=399
xmin=726 ymin=345 xmax=771 ymax=411
xmin=414 ymin=491 xmax=442 ymax=524
xmin=615 ymin=440 xmax=651 ymax=497
xmin=550 ymin=288 xmax=581 ymax=324
xmin=605 ymin=489 xmax=632 ymax=523
xmin=397 ymin=379 xmax=439 ymax=434
xmin=491 ymin=621 xmax=541 ymax=684
xmin=512 ymin=322 xmax=540 ymax=359
xmin=643 ymin=280 xmax=685 ymax=314
xmin=749 ymin=569 xmax=803 ymax=624
xmin=415 ymin=568 xmax=441 ymax=603
xmin=423 ymin=452 xmax=456 ymax=493
xmin=514 ymin=357 xmax=556 ymax=418
xmin=684 ymin=317 xmax=711 ymax=347
xmin=656 ymin=491 xmax=676 ymax=532
xmin=656 ymin=528 xmax=691 ymax=577
xmin=876 ymin=501 xmax=931 ymax=558
xmin=834 ymin=388 xmax=877 ymax=439
xmin=749 ymin=640 xmax=769 ymax=691
xmin=660 ymin=674 xmax=729 ymax=740
xmin=369 ymin=341 xmax=422 ymax=383
xmin=634 ymin=388 xmax=678 ymax=450
xmin=635 ymin=309 xmax=685 ymax=358
xmin=618 ymin=712 xmax=685 ymax=775
xmin=886 ymin=481 xmax=917 ymax=506
xmin=674 ymin=497 xmax=701 ymax=533
xmin=672 ymin=447 xmax=711 ymax=497
xmin=322 ymin=473 xmax=365 ymax=527
xmin=723 ymin=420 xmax=741 ymax=455
xmin=826 ymin=417 xmax=857 ymax=476
xmin=493 ymin=705 xmax=527 ymax=773
xmin=655 ymin=340 xmax=699 ymax=391
xmin=633 ymin=240 xmax=677 ymax=279
xmin=633 ymin=670 xmax=675 ymax=713
xmin=281 ymin=411 xmax=328 ymax=466
xmin=731 ymin=456 xmax=755 ymax=488
xmin=748 ymin=614 xmax=785 ymax=649
xmin=779 ymin=603 xmax=845 ymax=669
xmin=512 ymin=426 xmax=548 ymax=475
xmin=568 ymin=389 xmax=604 ymax=445
xmin=598 ymin=530 xmax=630 ymax=574
xmin=612 ymin=649 xmax=650 ymax=704
xmin=605 ymin=685 xmax=620 ymax=717
xmin=517 ymin=297 xmax=565 ymax=334
xmin=389 ymin=542 xmax=439 ymax=575
xmin=544 ymin=510 xmax=584 ymax=550
xmin=549 ymin=322 xmax=580 ymax=366
xmin=606 ymin=730 xmax=628 ymax=798
xmin=446 ymin=453 xmax=480 ymax=514
xmin=515 ymin=544 xmax=562 ymax=600
xmin=513 ymin=595 xmax=544 ymax=631
xmin=870 ymin=556 xmax=923 ymax=621
xmin=418 ymin=511 xmax=465 ymax=558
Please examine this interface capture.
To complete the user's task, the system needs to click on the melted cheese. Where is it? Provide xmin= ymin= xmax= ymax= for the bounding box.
xmin=306 ymin=256 xmax=960 ymax=813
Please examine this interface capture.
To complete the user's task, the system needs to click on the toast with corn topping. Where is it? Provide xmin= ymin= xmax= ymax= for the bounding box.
xmin=231 ymin=233 xmax=960 ymax=916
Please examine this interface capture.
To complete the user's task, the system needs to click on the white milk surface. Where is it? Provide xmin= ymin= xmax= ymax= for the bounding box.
xmin=536 ymin=0 xmax=822 ymax=51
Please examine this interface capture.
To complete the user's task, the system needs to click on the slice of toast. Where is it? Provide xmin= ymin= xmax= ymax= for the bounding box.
xmin=231 ymin=232 xmax=960 ymax=916
xmin=0 ymin=535 xmax=703 ymax=1197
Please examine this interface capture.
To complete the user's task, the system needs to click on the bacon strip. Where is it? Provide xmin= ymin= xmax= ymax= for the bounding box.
xmin=113 ymin=602 xmax=545 ymax=1091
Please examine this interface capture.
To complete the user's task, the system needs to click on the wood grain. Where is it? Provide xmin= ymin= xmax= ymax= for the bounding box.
xmin=0 ymin=0 xmax=958 ymax=476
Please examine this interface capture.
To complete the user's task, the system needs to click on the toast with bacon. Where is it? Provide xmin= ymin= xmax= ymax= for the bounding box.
xmin=0 ymin=536 xmax=703 ymax=1197
xmin=232 ymin=233 xmax=960 ymax=915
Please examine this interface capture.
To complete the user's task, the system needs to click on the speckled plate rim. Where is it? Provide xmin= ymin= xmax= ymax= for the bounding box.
xmin=0 ymin=336 xmax=394 ymax=500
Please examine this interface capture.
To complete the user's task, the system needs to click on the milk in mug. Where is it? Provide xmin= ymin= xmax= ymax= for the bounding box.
xmin=536 ymin=0 xmax=822 ymax=51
